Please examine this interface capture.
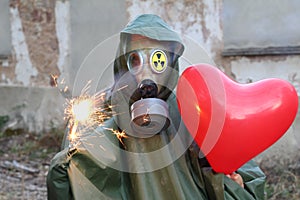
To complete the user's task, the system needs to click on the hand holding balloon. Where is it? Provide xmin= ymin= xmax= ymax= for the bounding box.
xmin=177 ymin=63 xmax=298 ymax=174
xmin=226 ymin=173 xmax=244 ymax=188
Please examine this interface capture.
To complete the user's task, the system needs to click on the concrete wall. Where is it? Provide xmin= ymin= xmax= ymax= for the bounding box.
xmin=69 ymin=0 xmax=127 ymax=92
xmin=68 ymin=0 xmax=127 ymax=95
xmin=0 ymin=85 xmax=65 ymax=133
xmin=223 ymin=0 xmax=300 ymax=52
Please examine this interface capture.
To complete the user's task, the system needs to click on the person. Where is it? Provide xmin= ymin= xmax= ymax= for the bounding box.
xmin=47 ymin=14 xmax=266 ymax=200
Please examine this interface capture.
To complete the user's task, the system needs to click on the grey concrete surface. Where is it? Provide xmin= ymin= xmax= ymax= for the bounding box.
xmin=0 ymin=85 xmax=65 ymax=133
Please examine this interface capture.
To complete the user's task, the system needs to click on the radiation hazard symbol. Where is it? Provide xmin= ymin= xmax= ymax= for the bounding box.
xmin=150 ymin=50 xmax=168 ymax=73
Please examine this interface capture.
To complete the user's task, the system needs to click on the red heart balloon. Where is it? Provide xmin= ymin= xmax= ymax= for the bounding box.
xmin=177 ymin=63 xmax=298 ymax=174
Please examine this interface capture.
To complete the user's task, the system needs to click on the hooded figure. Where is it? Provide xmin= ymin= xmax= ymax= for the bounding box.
xmin=47 ymin=14 xmax=266 ymax=200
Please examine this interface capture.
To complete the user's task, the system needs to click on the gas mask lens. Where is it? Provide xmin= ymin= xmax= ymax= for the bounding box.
xmin=127 ymin=50 xmax=143 ymax=74
xmin=150 ymin=50 xmax=168 ymax=73
xmin=126 ymin=49 xmax=169 ymax=74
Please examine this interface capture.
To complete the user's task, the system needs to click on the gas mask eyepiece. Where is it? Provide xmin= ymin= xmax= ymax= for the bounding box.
xmin=126 ymin=49 xmax=169 ymax=74
xmin=130 ymin=79 xmax=170 ymax=136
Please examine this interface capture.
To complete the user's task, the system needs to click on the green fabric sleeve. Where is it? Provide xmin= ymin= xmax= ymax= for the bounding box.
xmin=222 ymin=160 xmax=266 ymax=200
xmin=46 ymin=149 xmax=74 ymax=200
xmin=237 ymin=160 xmax=266 ymax=199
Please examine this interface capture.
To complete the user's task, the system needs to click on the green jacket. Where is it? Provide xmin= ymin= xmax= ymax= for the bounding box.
xmin=47 ymin=14 xmax=266 ymax=200
xmin=47 ymin=94 xmax=265 ymax=200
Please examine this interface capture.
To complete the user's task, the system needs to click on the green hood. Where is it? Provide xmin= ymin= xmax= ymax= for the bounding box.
xmin=121 ymin=14 xmax=184 ymax=53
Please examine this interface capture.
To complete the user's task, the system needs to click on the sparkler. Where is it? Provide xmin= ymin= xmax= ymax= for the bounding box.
xmin=64 ymin=81 xmax=110 ymax=147
xmin=51 ymin=75 xmax=127 ymax=148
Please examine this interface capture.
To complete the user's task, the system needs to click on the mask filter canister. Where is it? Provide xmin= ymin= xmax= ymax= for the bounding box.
xmin=130 ymin=80 xmax=170 ymax=136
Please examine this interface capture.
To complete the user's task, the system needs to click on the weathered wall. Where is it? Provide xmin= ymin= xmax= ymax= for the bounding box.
xmin=0 ymin=0 xmax=299 ymax=156
xmin=0 ymin=0 xmax=127 ymax=133
xmin=1 ymin=0 xmax=59 ymax=86
xmin=0 ymin=85 xmax=65 ymax=132
xmin=126 ymin=0 xmax=300 ymax=156
xmin=0 ymin=0 xmax=68 ymax=133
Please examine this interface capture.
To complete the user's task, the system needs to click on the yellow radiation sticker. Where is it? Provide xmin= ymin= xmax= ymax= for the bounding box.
xmin=150 ymin=50 xmax=168 ymax=73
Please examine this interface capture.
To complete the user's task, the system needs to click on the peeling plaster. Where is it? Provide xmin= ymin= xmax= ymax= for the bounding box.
xmin=126 ymin=0 xmax=222 ymax=61
xmin=1 ymin=74 xmax=12 ymax=85
xmin=55 ymin=1 xmax=70 ymax=76
xmin=10 ymin=7 xmax=38 ymax=86
xmin=185 ymin=0 xmax=222 ymax=59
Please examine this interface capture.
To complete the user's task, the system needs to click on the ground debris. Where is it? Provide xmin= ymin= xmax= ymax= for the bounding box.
xmin=1 ymin=128 xmax=300 ymax=199
xmin=0 ymin=160 xmax=40 ymax=174
xmin=259 ymin=154 xmax=300 ymax=200
xmin=0 ymin=163 xmax=49 ymax=200
xmin=0 ymin=128 xmax=63 ymax=200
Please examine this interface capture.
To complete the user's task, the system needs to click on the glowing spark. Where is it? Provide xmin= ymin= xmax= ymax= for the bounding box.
xmin=63 ymin=86 xmax=69 ymax=94
xmin=51 ymin=74 xmax=71 ymax=98
xmin=69 ymin=121 xmax=78 ymax=142
xmin=50 ymin=74 xmax=58 ymax=87
xmin=52 ymin=76 xmax=124 ymax=149
xmin=65 ymin=90 xmax=109 ymax=145
xmin=113 ymin=130 xmax=127 ymax=146
xmin=105 ymin=128 xmax=127 ymax=145
xmin=71 ymin=98 xmax=93 ymax=122
xmin=58 ymin=79 xmax=109 ymax=148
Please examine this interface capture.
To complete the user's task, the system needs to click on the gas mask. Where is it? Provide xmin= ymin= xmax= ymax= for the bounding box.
xmin=125 ymin=48 xmax=176 ymax=136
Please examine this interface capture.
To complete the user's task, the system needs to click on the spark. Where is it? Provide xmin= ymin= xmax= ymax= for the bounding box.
xmin=50 ymin=74 xmax=71 ymax=98
xmin=104 ymin=127 xmax=128 ymax=145
xmin=50 ymin=74 xmax=58 ymax=87
xmin=52 ymin=75 xmax=126 ymax=149
xmin=64 ymin=90 xmax=109 ymax=146
xmin=69 ymin=121 xmax=78 ymax=142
